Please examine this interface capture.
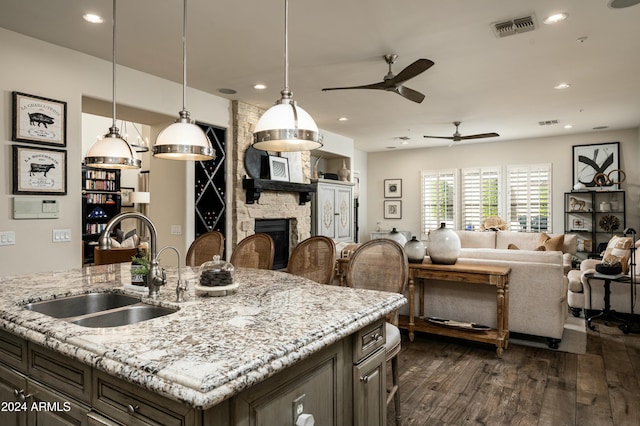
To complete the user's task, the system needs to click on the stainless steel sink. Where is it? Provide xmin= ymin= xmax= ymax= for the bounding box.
xmin=23 ymin=292 xmax=177 ymax=327
xmin=24 ymin=293 xmax=141 ymax=318
xmin=71 ymin=305 xmax=176 ymax=328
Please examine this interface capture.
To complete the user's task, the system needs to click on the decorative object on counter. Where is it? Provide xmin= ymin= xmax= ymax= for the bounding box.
xmin=427 ymin=222 xmax=461 ymax=265
xmin=384 ymin=200 xmax=402 ymax=219
xmin=572 ymin=142 xmax=619 ymax=190
xmin=599 ymin=214 xmax=620 ymax=234
xmin=199 ymin=255 xmax=234 ymax=287
xmin=252 ymin=0 xmax=323 ymax=152
xmin=404 ymin=236 xmax=426 ymax=263
xmin=384 ymin=178 xmax=402 ymax=198
xmin=131 ymin=248 xmax=150 ymax=286
xmin=152 ymin=0 xmax=214 ymax=161
xmin=386 ymin=228 xmax=408 ymax=246
xmin=481 ymin=215 xmax=508 ymax=231
xmin=337 ymin=159 xmax=351 ymax=181
xmin=84 ymin=0 xmax=140 ymax=170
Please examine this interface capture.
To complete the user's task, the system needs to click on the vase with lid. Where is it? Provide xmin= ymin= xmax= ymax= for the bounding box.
xmin=337 ymin=160 xmax=351 ymax=182
xmin=427 ymin=223 xmax=461 ymax=265
xmin=385 ymin=228 xmax=407 ymax=246
xmin=404 ymin=237 xmax=426 ymax=263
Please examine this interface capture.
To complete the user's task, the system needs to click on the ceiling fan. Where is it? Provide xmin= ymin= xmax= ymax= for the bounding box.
xmin=321 ymin=54 xmax=434 ymax=103
xmin=423 ymin=121 xmax=500 ymax=145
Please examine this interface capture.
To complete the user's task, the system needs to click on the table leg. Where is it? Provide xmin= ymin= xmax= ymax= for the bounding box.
xmin=408 ymin=276 xmax=415 ymax=342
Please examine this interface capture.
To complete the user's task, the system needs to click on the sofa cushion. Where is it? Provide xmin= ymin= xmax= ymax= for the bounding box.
xmin=537 ymin=232 xmax=564 ymax=252
xmin=456 ymin=230 xmax=496 ymax=248
xmin=460 ymin=248 xmax=563 ymax=265
xmin=496 ymin=231 xmax=541 ymax=250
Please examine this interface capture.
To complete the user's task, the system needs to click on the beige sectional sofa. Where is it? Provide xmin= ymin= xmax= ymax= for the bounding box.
xmin=400 ymin=231 xmax=576 ymax=348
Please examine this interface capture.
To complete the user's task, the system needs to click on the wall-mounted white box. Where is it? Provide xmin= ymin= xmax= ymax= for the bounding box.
xmin=13 ymin=197 xmax=59 ymax=219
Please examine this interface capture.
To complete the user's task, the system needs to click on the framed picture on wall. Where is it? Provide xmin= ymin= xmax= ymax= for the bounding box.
xmin=12 ymin=145 xmax=67 ymax=195
xmin=12 ymin=92 xmax=67 ymax=147
xmin=384 ymin=178 xmax=402 ymax=198
xmin=384 ymin=200 xmax=402 ymax=219
xmin=268 ymin=156 xmax=290 ymax=182
xmin=572 ymin=142 xmax=620 ymax=190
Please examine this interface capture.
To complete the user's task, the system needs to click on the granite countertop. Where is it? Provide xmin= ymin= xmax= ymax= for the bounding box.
xmin=0 ymin=264 xmax=406 ymax=409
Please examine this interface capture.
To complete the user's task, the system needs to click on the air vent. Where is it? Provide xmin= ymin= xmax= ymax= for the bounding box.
xmin=491 ymin=14 xmax=537 ymax=38
xmin=538 ymin=120 xmax=559 ymax=126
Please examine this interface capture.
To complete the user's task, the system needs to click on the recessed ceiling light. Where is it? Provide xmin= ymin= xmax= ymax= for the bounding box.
xmin=83 ymin=13 xmax=104 ymax=24
xmin=401 ymin=141 xmax=409 ymax=145
xmin=554 ymin=83 xmax=571 ymax=90
xmin=218 ymin=88 xmax=236 ymax=95
xmin=253 ymin=84 xmax=267 ymax=90
xmin=543 ymin=13 xmax=568 ymax=24
xmin=386 ymin=146 xmax=397 ymax=149
xmin=338 ymin=117 xmax=348 ymax=122
xmin=564 ymin=124 xmax=573 ymax=129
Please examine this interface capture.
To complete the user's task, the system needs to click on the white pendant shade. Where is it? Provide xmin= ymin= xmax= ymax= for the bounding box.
xmin=153 ymin=113 xmax=214 ymax=161
xmin=85 ymin=128 xmax=141 ymax=169
xmin=129 ymin=191 xmax=150 ymax=204
xmin=253 ymin=101 xmax=323 ymax=152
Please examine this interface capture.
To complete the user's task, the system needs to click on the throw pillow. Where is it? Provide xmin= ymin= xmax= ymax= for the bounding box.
xmin=507 ymin=243 xmax=519 ymax=250
xmin=603 ymin=235 xmax=632 ymax=274
xmin=534 ymin=245 xmax=547 ymax=251
xmin=537 ymin=233 xmax=564 ymax=252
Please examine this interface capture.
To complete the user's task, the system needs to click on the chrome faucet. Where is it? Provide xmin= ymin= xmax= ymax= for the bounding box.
xmin=155 ymin=245 xmax=188 ymax=302
xmin=99 ymin=212 xmax=165 ymax=299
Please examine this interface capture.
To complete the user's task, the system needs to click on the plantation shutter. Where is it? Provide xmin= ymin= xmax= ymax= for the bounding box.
xmin=461 ymin=167 xmax=500 ymax=231
xmin=421 ymin=169 xmax=457 ymax=238
xmin=507 ymin=164 xmax=552 ymax=232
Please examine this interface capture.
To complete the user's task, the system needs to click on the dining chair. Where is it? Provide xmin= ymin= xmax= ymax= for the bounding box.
xmin=229 ymin=233 xmax=275 ymax=270
xmin=185 ymin=231 xmax=225 ymax=267
xmin=286 ymin=236 xmax=336 ymax=284
xmin=93 ymin=247 xmax=138 ymax=266
xmin=346 ymin=239 xmax=408 ymax=426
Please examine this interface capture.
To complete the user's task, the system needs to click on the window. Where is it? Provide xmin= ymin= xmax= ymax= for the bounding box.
xmin=421 ymin=169 xmax=456 ymax=238
xmin=460 ymin=167 xmax=500 ymax=231
xmin=421 ymin=163 xmax=551 ymax=234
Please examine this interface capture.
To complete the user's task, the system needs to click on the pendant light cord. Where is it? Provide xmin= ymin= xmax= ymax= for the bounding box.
xmin=112 ymin=0 xmax=117 ymax=128
xmin=182 ymin=0 xmax=188 ymax=112
xmin=283 ymin=0 xmax=290 ymax=97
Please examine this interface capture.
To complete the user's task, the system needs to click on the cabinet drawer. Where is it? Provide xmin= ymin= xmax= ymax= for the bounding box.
xmin=28 ymin=344 xmax=92 ymax=403
xmin=93 ymin=370 xmax=195 ymax=426
xmin=353 ymin=347 xmax=386 ymax=426
xmin=353 ymin=319 xmax=385 ymax=363
xmin=0 ymin=329 xmax=28 ymax=373
xmin=28 ymin=379 xmax=91 ymax=426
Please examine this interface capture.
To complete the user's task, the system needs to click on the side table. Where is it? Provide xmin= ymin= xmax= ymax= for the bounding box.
xmin=584 ymin=272 xmax=630 ymax=333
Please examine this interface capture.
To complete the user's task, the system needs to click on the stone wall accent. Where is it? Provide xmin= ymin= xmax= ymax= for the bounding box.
xmin=231 ymin=100 xmax=312 ymax=252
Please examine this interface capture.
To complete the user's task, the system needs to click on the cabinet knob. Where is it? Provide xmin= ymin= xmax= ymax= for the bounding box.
xmin=371 ymin=332 xmax=382 ymax=341
xmin=360 ymin=375 xmax=370 ymax=383
xmin=14 ymin=389 xmax=32 ymax=402
xmin=127 ymin=404 xmax=140 ymax=414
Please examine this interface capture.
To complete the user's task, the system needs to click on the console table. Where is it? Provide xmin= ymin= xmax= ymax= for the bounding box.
xmin=399 ymin=261 xmax=511 ymax=358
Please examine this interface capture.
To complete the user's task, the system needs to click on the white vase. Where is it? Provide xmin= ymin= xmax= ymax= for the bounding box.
xmin=427 ymin=223 xmax=461 ymax=265
xmin=404 ymin=237 xmax=426 ymax=263
xmin=337 ymin=160 xmax=350 ymax=181
xmin=386 ymin=228 xmax=407 ymax=246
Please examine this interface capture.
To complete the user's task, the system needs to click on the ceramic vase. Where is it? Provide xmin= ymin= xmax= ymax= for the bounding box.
xmin=338 ymin=160 xmax=351 ymax=181
xmin=404 ymin=237 xmax=426 ymax=263
xmin=386 ymin=228 xmax=407 ymax=246
xmin=427 ymin=223 xmax=461 ymax=265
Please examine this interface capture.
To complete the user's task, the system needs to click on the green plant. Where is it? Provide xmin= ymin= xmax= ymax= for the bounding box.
xmin=131 ymin=252 xmax=151 ymax=276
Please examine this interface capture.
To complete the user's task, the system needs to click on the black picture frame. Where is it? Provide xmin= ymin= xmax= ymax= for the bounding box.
xmin=384 ymin=200 xmax=402 ymax=219
xmin=384 ymin=178 xmax=402 ymax=198
xmin=12 ymin=92 xmax=67 ymax=147
xmin=572 ymin=142 xmax=620 ymax=190
xmin=12 ymin=145 xmax=67 ymax=195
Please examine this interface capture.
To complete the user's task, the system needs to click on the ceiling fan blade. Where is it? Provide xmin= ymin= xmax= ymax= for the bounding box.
xmin=394 ymin=85 xmax=425 ymax=103
xmin=322 ymin=81 xmax=386 ymax=92
xmin=458 ymin=132 xmax=500 ymax=140
xmin=390 ymin=59 xmax=434 ymax=86
xmin=423 ymin=135 xmax=455 ymax=140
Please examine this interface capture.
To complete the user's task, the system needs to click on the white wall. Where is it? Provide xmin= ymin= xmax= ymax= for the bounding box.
xmin=366 ymin=128 xmax=640 ymax=241
xmin=0 ymin=28 xmax=230 ymax=275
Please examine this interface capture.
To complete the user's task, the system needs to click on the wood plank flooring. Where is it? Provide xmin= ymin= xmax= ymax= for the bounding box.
xmin=388 ymin=319 xmax=640 ymax=425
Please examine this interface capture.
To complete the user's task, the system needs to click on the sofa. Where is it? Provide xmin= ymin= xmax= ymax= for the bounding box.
xmin=400 ymin=231 xmax=576 ymax=348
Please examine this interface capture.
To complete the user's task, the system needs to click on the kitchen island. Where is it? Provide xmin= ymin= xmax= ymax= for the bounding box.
xmin=0 ymin=264 xmax=405 ymax=425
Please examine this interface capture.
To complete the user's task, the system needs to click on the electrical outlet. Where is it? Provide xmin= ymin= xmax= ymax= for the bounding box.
xmin=171 ymin=225 xmax=182 ymax=235
xmin=0 ymin=231 xmax=16 ymax=246
xmin=292 ymin=394 xmax=305 ymax=424
xmin=52 ymin=229 xmax=71 ymax=243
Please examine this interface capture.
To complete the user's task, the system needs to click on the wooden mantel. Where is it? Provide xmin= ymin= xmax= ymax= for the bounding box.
xmin=242 ymin=178 xmax=316 ymax=205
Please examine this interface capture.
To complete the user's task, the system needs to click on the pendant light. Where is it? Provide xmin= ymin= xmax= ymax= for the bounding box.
xmin=252 ymin=0 xmax=323 ymax=152
xmin=153 ymin=0 xmax=214 ymax=161
xmin=85 ymin=0 xmax=141 ymax=169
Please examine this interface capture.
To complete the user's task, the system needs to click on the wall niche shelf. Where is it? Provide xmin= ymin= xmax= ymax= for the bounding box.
xmin=242 ymin=178 xmax=316 ymax=205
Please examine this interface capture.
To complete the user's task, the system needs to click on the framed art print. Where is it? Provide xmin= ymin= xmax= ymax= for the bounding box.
xmin=384 ymin=200 xmax=402 ymax=219
xmin=12 ymin=92 xmax=67 ymax=147
xmin=268 ymin=155 xmax=290 ymax=182
xmin=384 ymin=178 xmax=402 ymax=198
xmin=572 ymin=142 xmax=620 ymax=190
xmin=12 ymin=145 xmax=67 ymax=195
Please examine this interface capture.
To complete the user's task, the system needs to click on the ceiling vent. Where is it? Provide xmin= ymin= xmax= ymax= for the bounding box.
xmin=538 ymin=120 xmax=559 ymax=126
xmin=491 ymin=14 xmax=537 ymax=38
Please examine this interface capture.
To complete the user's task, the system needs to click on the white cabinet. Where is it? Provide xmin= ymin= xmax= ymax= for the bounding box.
xmin=312 ymin=179 xmax=354 ymax=242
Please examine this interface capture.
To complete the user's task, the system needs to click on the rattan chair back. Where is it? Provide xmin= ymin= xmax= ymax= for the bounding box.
xmin=287 ymin=236 xmax=336 ymax=284
xmin=186 ymin=231 xmax=225 ymax=267
xmin=229 ymin=233 xmax=275 ymax=270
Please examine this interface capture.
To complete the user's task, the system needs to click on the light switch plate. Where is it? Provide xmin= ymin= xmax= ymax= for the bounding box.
xmin=0 ymin=231 xmax=16 ymax=246
xmin=52 ymin=229 xmax=71 ymax=243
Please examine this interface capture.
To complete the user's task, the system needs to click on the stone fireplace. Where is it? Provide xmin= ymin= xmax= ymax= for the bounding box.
xmin=231 ymin=101 xmax=312 ymax=263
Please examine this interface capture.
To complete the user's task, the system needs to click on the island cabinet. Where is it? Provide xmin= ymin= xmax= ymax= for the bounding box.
xmin=312 ymin=179 xmax=354 ymax=243
xmin=0 ymin=319 xmax=387 ymax=426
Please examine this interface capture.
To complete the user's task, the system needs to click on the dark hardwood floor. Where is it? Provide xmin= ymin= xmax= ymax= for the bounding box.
xmin=388 ymin=317 xmax=640 ymax=425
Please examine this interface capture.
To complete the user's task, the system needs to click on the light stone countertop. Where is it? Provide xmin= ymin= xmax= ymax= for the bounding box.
xmin=0 ymin=264 xmax=406 ymax=409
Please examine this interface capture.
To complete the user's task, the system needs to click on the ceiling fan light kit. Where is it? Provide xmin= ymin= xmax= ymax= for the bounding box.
xmin=252 ymin=0 xmax=323 ymax=152
xmin=85 ymin=0 xmax=140 ymax=170
xmin=153 ymin=0 xmax=215 ymax=161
